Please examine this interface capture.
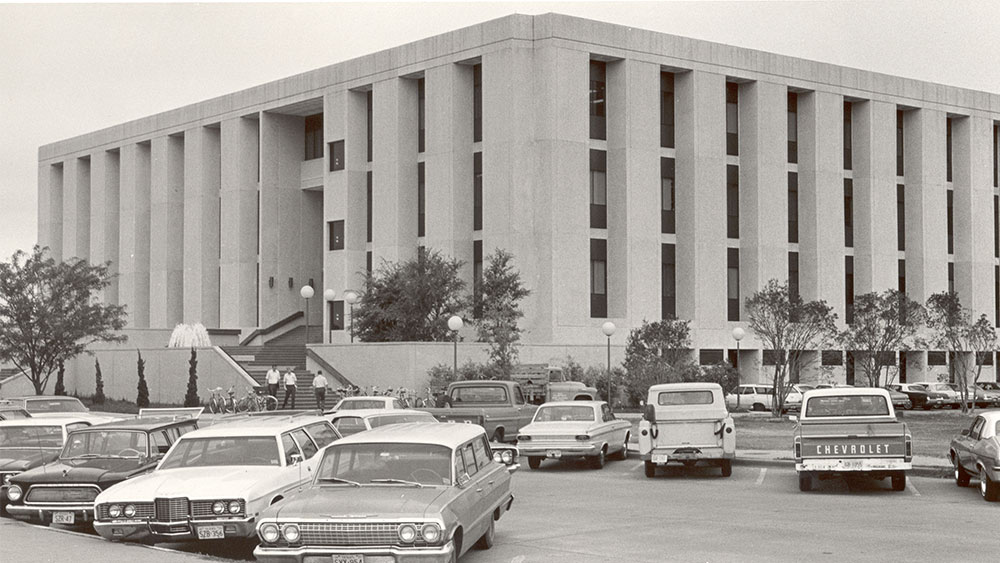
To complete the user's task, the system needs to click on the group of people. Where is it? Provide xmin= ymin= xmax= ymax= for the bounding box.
xmin=264 ymin=365 xmax=330 ymax=410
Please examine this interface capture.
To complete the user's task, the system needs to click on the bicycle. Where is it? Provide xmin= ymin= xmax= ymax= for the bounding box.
xmin=238 ymin=386 xmax=278 ymax=412
xmin=206 ymin=386 xmax=236 ymax=414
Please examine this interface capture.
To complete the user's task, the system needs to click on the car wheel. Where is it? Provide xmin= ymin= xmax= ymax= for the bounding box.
xmin=721 ymin=459 xmax=732 ymax=478
xmin=891 ymin=471 xmax=906 ymax=491
xmin=953 ymin=455 xmax=971 ymax=487
xmin=981 ymin=467 xmax=1000 ymax=501
xmin=644 ymin=460 xmax=655 ymax=478
xmin=527 ymin=456 xmax=542 ymax=470
xmin=798 ymin=472 xmax=812 ymax=492
xmin=590 ymin=448 xmax=606 ymax=469
xmin=474 ymin=517 xmax=495 ymax=550
xmin=611 ymin=433 xmax=629 ymax=460
xmin=752 ymin=403 xmax=765 ymax=412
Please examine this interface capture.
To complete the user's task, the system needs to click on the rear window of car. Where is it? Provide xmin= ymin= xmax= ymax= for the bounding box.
xmin=657 ymin=391 xmax=714 ymax=406
xmin=534 ymin=405 xmax=595 ymax=422
xmin=451 ymin=386 xmax=508 ymax=405
xmin=339 ymin=399 xmax=386 ymax=410
xmin=0 ymin=425 xmax=63 ymax=448
xmin=25 ymin=398 xmax=87 ymax=413
xmin=805 ymin=395 xmax=890 ymax=417
xmin=369 ymin=413 xmax=437 ymax=428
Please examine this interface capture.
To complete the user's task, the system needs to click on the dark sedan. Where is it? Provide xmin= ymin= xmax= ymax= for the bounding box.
xmin=949 ymin=410 xmax=1000 ymax=501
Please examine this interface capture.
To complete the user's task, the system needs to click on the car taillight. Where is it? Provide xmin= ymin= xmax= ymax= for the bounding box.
xmin=794 ymin=438 xmax=802 ymax=462
xmin=904 ymin=436 xmax=912 ymax=462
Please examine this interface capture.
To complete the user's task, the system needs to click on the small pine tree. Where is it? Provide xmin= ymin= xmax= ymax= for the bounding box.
xmin=54 ymin=361 xmax=66 ymax=395
xmin=93 ymin=358 xmax=106 ymax=404
xmin=136 ymin=350 xmax=150 ymax=408
xmin=184 ymin=348 xmax=200 ymax=407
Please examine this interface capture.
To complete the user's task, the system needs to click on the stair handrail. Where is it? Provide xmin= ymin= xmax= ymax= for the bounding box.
xmin=305 ymin=348 xmax=354 ymax=388
xmin=214 ymin=346 xmax=261 ymax=388
xmin=239 ymin=311 xmax=305 ymax=346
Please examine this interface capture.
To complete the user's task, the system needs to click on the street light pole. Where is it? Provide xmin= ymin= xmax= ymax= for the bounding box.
xmin=344 ymin=290 xmax=360 ymax=344
xmin=448 ymin=315 xmax=464 ymax=380
xmin=601 ymin=322 xmax=616 ymax=410
xmin=732 ymin=327 xmax=745 ymax=410
xmin=322 ymin=289 xmax=336 ymax=344
xmin=300 ymin=285 xmax=315 ymax=344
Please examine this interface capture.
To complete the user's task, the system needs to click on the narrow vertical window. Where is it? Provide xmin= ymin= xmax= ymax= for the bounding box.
xmin=994 ymin=194 xmax=998 ymax=258
xmin=896 ymin=109 xmax=904 ymax=177
xmin=726 ymin=82 xmax=739 ymax=156
xmin=473 ymin=152 xmax=483 ymax=231
xmin=845 ymin=256 xmax=855 ymax=325
xmin=995 ymin=265 xmax=999 ymax=327
xmin=473 ymin=64 xmax=482 ymax=143
xmin=366 ymin=172 xmax=373 ymax=243
xmin=788 ymin=172 xmax=798 ymax=243
xmin=417 ymin=162 xmax=425 ymax=237
xmin=330 ymin=301 xmax=345 ymax=331
xmin=417 ymin=78 xmax=425 ymax=153
xmin=788 ymin=251 xmax=799 ymax=302
xmin=787 ymin=92 xmax=798 ymax=164
xmin=946 ymin=118 xmax=953 ymax=182
xmin=328 ymin=220 xmax=344 ymax=251
xmin=661 ymin=243 xmax=676 ymax=319
xmin=589 ymin=61 xmax=606 ymax=140
xmin=897 ymin=184 xmax=905 ymax=251
xmin=948 ymin=262 xmax=955 ymax=293
xmin=366 ymin=90 xmax=373 ymax=163
xmin=661 ymin=157 xmax=675 ymax=234
xmin=843 ymin=101 xmax=853 ymax=170
xmin=844 ymin=179 xmax=854 ymax=247
xmin=304 ymin=114 xmax=323 ymax=161
xmin=727 ymin=248 xmax=740 ymax=321
xmin=660 ymin=72 xmax=675 ymax=149
xmin=726 ymin=165 xmax=739 ymax=239
xmin=328 ymin=140 xmax=345 ymax=172
xmin=947 ymin=189 xmax=954 ymax=254
xmin=898 ymin=259 xmax=906 ymax=294
xmin=473 ymin=240 xmax=483 ymax=318
xmin=366 ymin=251 xmax=372 ymax=275
xmin=590 ymin=150 xmax=608 ymax=229
xmin=590 ymin=239 xmax=608 ymax=318
xmin=994 ymin=124 xmax=998 ymax=187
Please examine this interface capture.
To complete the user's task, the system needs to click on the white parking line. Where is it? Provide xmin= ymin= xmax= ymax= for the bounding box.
xmin=755 ymin=468 xmax=767 ymax=486
xmin=907 ymin=481 xmax=921 ymax=496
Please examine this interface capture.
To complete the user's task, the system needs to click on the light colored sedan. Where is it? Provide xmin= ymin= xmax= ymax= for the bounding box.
xmin=326 ymin=409 xmax=438 ymax=437
xmin=516 ymin=401 xmax=631 ymax=470
xmin=326 ymin=396 xmax=406 ymax=413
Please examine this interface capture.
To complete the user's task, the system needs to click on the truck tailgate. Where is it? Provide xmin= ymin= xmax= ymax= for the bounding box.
xmin=653 ymin=419 xmax=723 ymax=448
xmin=799 ymin=422 xmax=907 ymax=458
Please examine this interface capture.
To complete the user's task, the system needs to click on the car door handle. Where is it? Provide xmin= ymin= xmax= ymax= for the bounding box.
xmin=475 ymin=488 xmax=483 ymax=493
xmin=488 ymin=480 xmax=495 ymax=485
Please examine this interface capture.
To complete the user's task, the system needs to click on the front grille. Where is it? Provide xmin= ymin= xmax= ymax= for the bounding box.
xmin=25 ymin=485 xmax=100 ymax=504
xmin=150 ymin=523 xmax=190 ymax=534
xmin=299 ymin=522 xmax=427 ymax=546
xmin=155 ymin=497 xmax=189 ymax=521
xmin=191 ymin=500 xmax=244 ymax=518
xmin=97 ymin=502 xmax=154 ymax=519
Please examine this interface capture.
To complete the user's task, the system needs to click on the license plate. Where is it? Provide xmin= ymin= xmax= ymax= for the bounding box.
xmin=652 ymin=454 xmax=670 ymax=464
xmin=197 ymin=525 xmax=225 ymax=540
xmin=333 ymin=556 xmax=364 ymax=563
xmin=52 ymin=512 xmax=75 ymax=524
xmin=841 ymin=460 xmax=864 ymax=470
xmin=546 ymin=450 xmax=562 ymax=458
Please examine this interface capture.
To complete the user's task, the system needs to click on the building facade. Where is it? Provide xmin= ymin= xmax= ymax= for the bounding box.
xmin=37 ymin=14 xmax=1000 ymax=383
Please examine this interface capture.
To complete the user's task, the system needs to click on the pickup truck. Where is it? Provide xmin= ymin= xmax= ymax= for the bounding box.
xmin=793 ymin=387 xmax=912 ymax=492
xmin=419 ymin=380 xmax=537 ymax=443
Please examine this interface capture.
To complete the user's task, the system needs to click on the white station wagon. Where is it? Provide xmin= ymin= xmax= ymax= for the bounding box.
xmin=92 ymin=414 xmax=340 ymax=543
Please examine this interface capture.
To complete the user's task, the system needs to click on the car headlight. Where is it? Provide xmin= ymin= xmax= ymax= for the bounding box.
xmin=260 ymin=523 xmax=280 ymax=543
xmin=281 ymin=523 xmax=300 ymax=543
xmin=421 ymin=523 xmax=442 ymax=544
xmin=501 ymin=450 xmax=513 ymax=464
xmin=228 ymin=500 xmax=241 ymax=514
xmin=108 ymin=504 xmax=122 ymax=518
xmin=575 ymin=435 xmax=591 ymax=441
xmin=398 ymin=523 xmax=417 ymax=543
xmin=212 ymin=501 xmax=226 ymax=514
xmin=123 ymin=504 xmax=136 ymax=518
xmin=517 ymin=435 xmax=531 ymax=441
xmin=492 ymin=451 xmax=503 ymax=463
xmin=6 ymin=485 xmax=22 ymax=502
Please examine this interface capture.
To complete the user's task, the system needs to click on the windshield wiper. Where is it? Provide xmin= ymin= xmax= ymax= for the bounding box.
xmin=66 ymin=454 xmax=130 ymax=460
xmin=370 ymin=478 xmax=424 ymax=488
xmin=66 ymin=454 xmax=103 ymax=459
xmin=317 ymin=477 xmax=362 ymax=487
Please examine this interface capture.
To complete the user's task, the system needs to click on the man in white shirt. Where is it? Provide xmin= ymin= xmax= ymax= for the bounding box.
xmin=265 ymin=365 xmax=281 ymax=399
xmin=281 ymin=368 xmax=297 ymax=409
xmin=313 ymin=371 xmax=329 ymax=411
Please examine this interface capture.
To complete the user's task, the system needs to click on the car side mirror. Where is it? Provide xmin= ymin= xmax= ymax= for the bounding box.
xmin=643 ymin=403 xmax=656 ymax=422
xmin=456 ymin=473 xmax=471 ymax=488
xmin=290 ymin=453 xmax=303 ymax=465
xmin=961 ymin=429 xmax=969 ymax=436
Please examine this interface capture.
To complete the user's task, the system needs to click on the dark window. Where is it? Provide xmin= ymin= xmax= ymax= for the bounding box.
xmin=699 ymin=349 xmax=724 ymax=365
xmin=473 ymin=152 xmax=483 ymax=231
xmin=787 ymin=92 xmax=798 ymax=164
xmin=727 ymin=165 xmax=739 ymax=239
xmin=328 ymin=140 xmax=345 ymax=172
xmin=661 ymin=72 xmax=675 ymax=148
xmin=947 ymin=189 xmax=954 ymax=254
xmin=788 ymin=172 xmax=798 ymax=243
xmin=996 ymin=266 xmax=999 ymax=327
xmin=896 ymin=109 xmax=904 ymax=177
xmin=821 ymin=351 xmax=843 ymax=366
xmin=366 ymin=91 xmax=373 ymax=162
xmin=897 ymin=184 xmax=905 ymax=251
xmin=662 ymin=243 xmax=676 ymax=319
xmin=845 ymin=256 xmax=854 ymax=324
xmin=366 ymin=251 xmax=372 ymax=275
xmin=727 ymin=248 xmax=740 ymax=321
xmin=661 ymin=157 xmax=675 ymax=234
xmin=948 ymin=262 xmax=955 ymax=293
xmin=328 ymin=220 xmax=344 ymax=251
xmin=304 ymin=113 xmax=323 ymax=161
xmin=994 ymin=124 xmax=998 ymax=187
xmin=946 ymin=118 xmax=953 ymax=182
xmin=417 ymin=163 xmax=425 ymax=237
xmin=590 ymin=150 xmax=607 ymax=229
xmin=927 ymin=351 xmax=947 ymax=366
xmin=898 ymin=259 xmax=906 ymax=294
xmin=994 ymin=195 xmax=998 ymax=258
xmin=726 ymin=82 xmax=739 ymax=156
xmin=473 ymin=241 xmax=483 ymax=318
xmin=590 ymin=238 xmax=607 ymax=318
xmin=330 ymin=300 xmax=345 ymax=331
xmin=977 ymin=352 xmax=994 ymax=366
xmin=417 ymin=78 xmax=425 ymax=153
xmin=788 ymin=252 xmax=799 ymax=302
xmin=590 ymin=61 xmax=606 ymax=140
xmin=473 ymin=64 xmax=482 ymax=143
xmin=844 ymin=179 xmax=853 ymax=247
xmin=843 ymin=101 xmax=853 ymax=170
xmin=763 ymin=350 xmax=784 ymax=366
xmin=899 ymin=352 xmax=907 ymax=383
xmin=366 ymin=172 xmax=373 ymax=243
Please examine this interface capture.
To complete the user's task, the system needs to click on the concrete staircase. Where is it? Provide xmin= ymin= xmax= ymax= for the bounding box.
xmin=220 ymin=345 xmax=322 ymax=411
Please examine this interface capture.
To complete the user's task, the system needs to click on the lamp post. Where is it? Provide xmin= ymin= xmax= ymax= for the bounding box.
xmin=732 ymin=327 xmax=745 ymax=409
xmin=300 ymin=285 xmax=315 ymax=344
xmin=601 ymin=322 xmax=616 ymax=409
xmin=322 ymin=290 xmax=336 ymax=343
xmin=448 ymin=315 xmax=463 ymax=380
xmin=344 ymin=290 xmax=360 ymax=343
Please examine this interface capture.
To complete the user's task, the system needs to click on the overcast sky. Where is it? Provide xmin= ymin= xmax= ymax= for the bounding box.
xmin=2 ymin=1 xmax=998 ymax=262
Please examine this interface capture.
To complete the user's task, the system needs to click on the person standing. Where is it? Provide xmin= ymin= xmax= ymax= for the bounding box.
xmin=312 ymin=370 xmax=329 ymax=411
xmin=265 ymin=365 xmax=281 ymax=399
xmin=282 ymin=367 xmax=297 ymax=409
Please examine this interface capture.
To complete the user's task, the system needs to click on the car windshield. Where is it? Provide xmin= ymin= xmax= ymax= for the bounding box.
xmin=0 ymin=409 xmax=30 ymax=420
xmin=369 ymin=413 xmax=437 ymax=428
xmin=928 ymin=384 xmax=953 ymax=392
xmin=658 ymin=391 xmax=714 ymax=406
xmin=0 ymin=425 xmax=63 ymax=448
xmin=338 ymin=399 xmax=387 ymax=410
xmin=63 ymin=430 xmax=149 ymax=458
xmin=158 ymin=436 xmax=281 ymax=469
xmin=805 ymin=395 xmax=890 ymax=417
xmin=534 ymin=406 xmax=595 ymax=422
xmin=317 ymin=443 xmax=452 ymax=486
xmin=25 ymin=398 xmax=87 ymax=413
xmin=795 ymin=385 xmax=815 ymax=392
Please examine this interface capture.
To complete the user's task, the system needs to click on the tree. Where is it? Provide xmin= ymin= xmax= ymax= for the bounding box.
xmin=839 ymin=289 xmax=924 ymax=389
xmin=925 ymin=292 xmax=997 ymax=414
xmin=54 ymin=361 xmax=66 ymax=396
xmin=94 ymin=358 xmax=105 ymax=404
xmin=745 ymin=279 xmax=837 ymax=416
xmin=136 ymin=350 xmax=149 ymax=408
xmin=0 ymin=246 xmax=127 ymax=394
xmin=353 ymin=249 xmax=468 ymax=342
xmin=622 ymin=318 xmax=695 ymax=406
xmin=474 ymin=249 xmax=531 ymax=377
xmin=184 ymin=348 xmax=200 ymax=407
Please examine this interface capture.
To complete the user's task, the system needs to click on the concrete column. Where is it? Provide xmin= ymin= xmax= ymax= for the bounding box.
xmin=89 ymin=150 xmax=121 ymax=305
xmin=675 ymin=70 xmax=727 ymax=328
xmin=38 ymin=162 xmax=63 ymax=261
xmin=739 ymin=80 xmax=788 ymax=302
xmin=798 ymin=90 xmax=846 ymax=316
xmin=220 ymin=116 xmax=259 ymax=329
xmin=606 ymin=58 xmax=660 ymax=322
xmin=952 ymin=114 xmax=996 ymax=317
xmin=63 ymin=157 xmax=91 ymax=261
xmin=852 ymin=100 xmax=898 ymax=293
xmin=903 ymin=108 xmax=949 ymax=302
xmin=183 ymin=126 xmax=221 ymax=327
xmin=149 ymin=135 xmax=185 ymax=328
xmin=119 ymin=143 xmax=151 ymax=328
xmin=372 ymin=77 xmax=418 ymax=265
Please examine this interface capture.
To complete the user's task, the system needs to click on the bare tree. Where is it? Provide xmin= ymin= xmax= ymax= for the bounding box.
xmin=926 ymin=292 xmax=997 ymax=414
xmin=839 ymin=289 xmax=925 ymax=388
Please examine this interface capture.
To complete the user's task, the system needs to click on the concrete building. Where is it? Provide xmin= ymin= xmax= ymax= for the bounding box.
xmin=37 ymin=14 xmax=1000 ymax=384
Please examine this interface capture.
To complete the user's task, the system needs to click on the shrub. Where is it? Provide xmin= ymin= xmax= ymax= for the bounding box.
xmin=136 ymin=350 xmax=149 ymax=408
xmin=93 ymin=358 xmax=106 ymax=404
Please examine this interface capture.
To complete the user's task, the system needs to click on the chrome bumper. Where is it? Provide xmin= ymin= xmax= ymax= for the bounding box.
xmin=642 ymin=446 xmax=732 ymax=463
xmin=94 ymin=516 xmax=255 ymax=542
xmin=797 ymin=458 xmax=911 ymax=472
xmin=518 ymin=443 xmax=598 ymax=456
xmin=6 ymin=503 xmax=94 ymax=521
xmin=254 ymin=541 xmax=456 ymax=563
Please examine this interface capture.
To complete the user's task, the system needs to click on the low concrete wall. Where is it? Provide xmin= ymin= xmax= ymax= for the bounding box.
xmin=0 ymin=373 xmax=36 ymax=397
